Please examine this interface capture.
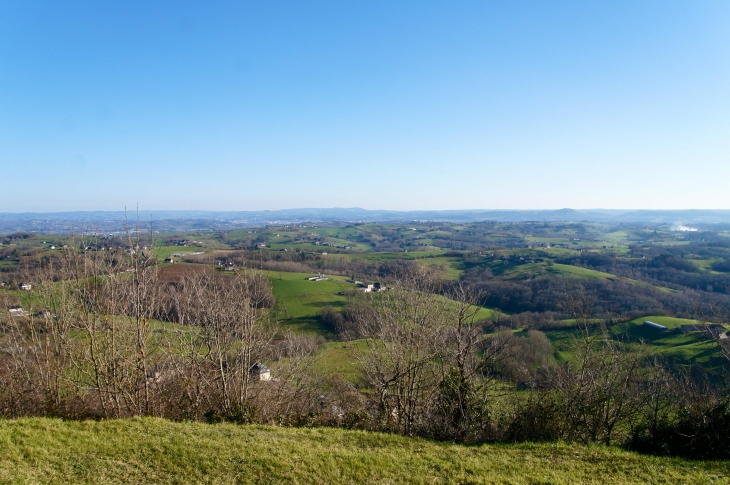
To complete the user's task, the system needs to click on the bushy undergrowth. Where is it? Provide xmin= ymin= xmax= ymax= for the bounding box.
xmin=628 ymin=399 xmax=730 ymax=460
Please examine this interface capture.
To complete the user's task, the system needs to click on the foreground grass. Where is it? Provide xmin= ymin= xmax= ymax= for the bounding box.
xmin=1 ymin=419 xmax=729 ymax=484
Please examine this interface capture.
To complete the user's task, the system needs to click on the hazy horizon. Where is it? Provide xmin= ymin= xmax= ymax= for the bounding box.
xmin=4 ymin=207 xmax=730 ymax=215
xmin=2 ymin=1 xmax=729 ymax=211
xmin=3 ymin=207 xmax=730 ymax=226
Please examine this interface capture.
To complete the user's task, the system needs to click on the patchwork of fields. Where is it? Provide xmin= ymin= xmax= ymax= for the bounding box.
xmin=3 ymin=221 xmax=730 ymax=384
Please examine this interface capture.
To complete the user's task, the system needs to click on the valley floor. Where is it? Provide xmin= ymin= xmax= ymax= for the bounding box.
xmin=0 ymin=418 xmax=728 ymax=484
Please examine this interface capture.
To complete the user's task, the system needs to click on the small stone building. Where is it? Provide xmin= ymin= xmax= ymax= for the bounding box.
xmin=249 ymin=362 xmax=271 ymax=381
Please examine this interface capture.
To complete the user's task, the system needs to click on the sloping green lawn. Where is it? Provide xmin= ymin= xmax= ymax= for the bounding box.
xmin=542 ymin=316 xmax=728 ymax=370
xmin=1 ymin=418 xmax=728 ymax=484
xmin=266 ymin=271 xmax=355 ymax=334
xmin=611 ymin=316 xmax=728 ymax=369
xmin=313 ymin=339 xmax=369 ymax=383
xmin=266 ymin=271 xmax=493 ymax=335
xmin=547 ymin=263 xmax=613 ymax=279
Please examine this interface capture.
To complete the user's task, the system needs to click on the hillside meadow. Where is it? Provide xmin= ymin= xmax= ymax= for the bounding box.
xmin=1 ymin=418 xmax=729 ymax=484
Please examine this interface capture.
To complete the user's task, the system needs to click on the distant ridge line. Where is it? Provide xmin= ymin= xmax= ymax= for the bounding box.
xmin=2 ymin=208 xmax=730 ymax=224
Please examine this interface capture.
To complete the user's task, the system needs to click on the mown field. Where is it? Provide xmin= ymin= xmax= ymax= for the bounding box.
xmin=266 ymin=271 xmax=356 ymax=334
xmin=1 ymin=418 xmax=729 ymax=484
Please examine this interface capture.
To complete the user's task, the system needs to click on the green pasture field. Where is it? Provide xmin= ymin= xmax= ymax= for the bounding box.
xmin=491 ymin=262 xmax=620 ymax=282
xmin=540 ymin=315 xmax=728 ymax=370
xmin=656 ymin=240 xmax=692 ymax=246
xmin=473 ymin=304 xmax=494 ymax=321
xmin=303 ymin=250 xmax=468 ymax=280
xmin=265 ymin=271 xmax=356 ymax=334
xmin=313 ymin=339 xmax=368 ymax=383
xmin=529 ymin=263 xmax=669 ymax=294
xmin=546 ymin=263 xmax=613 ymax=280
xmin=264 ymin=268 xmax=494 ymax=338
xmin=624 ymin=316 xmax=704 ymax=330
xmin=601 ymin=230 xmax=631 ymax=246
xmin=540 ymin=247 xmax=581 ymax=257
xmin=220 ymin=229 xmax=258 ymax=239
xmin=235 ymin=228 xmax=373 ymax=251
xmin=484 ymin=258 xmax=520 ymax=276
xmin=308 ymin=226 xmax=363 ymax=239
xmin=611 ymin=316 xmax=729 ymax=369
xmin=303 ymin=234 xmax=372 ymax=250
xmin=540 ymin=326 xmax=584 ymax=362
xmin=264 ymin=241 xmax=371 ymax=252
xmin=326 ymin=238 xmax=372 ymax=251
xmin=4 ymin=418 xmax=728 ymax=484
xmin=345 ymin=250 xmax=450 ymax=262
xmin=693 ymin=258 xmax=721 ymax=272
xmin=412 ymin=256 xmax=465 ymax=279
xmin=497 ymin=262 xmax=545 ymax=279
xmin=527 ymin=236 xmax=581 ymax=246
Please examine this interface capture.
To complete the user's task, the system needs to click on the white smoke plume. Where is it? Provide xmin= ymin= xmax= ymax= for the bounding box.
xmin=670 ymin=223 xmax=698 ymax=232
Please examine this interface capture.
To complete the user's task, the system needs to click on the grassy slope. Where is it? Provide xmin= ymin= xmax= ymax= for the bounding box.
xmin=266 ymin=270 xmax=493 ymax=335
xmin=611 ymin=316 xmax=728 ymax=369
xmin=1 ymin=418 xmax=728 ymax=485
xmin=542 ymin=315 xmax=728 ymax=369
xmin=314 ymin=339 xmax=369 ymax=382
xmin=548 ymin=263 xmax=613 ymax=279
xmin=266 ymin=271 xmax=354 ymax=334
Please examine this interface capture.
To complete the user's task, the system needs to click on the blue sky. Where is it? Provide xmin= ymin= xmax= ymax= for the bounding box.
xmin=1 ymin=1 xmax=729 ymax=212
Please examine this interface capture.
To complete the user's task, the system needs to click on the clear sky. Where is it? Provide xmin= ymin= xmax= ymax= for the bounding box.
xmin=1 ymin=1 xmax=729 ymax=212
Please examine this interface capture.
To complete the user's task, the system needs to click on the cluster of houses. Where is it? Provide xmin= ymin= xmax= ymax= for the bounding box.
xmin=307 ymin=273 xmax=328 ymax=281
xmin=215 ymin=262 xmax=236 ymax=272
xmin=305 ymin=274 xmax=390 ymax=292
xmin=347 ymin=280 xmax=390 ymax=293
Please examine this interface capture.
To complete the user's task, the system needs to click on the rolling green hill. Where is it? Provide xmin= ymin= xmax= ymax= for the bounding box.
xmin=266 ymin=271 xmax=355 ymax=334
xmin=539 ymin=315 xmax=729 ymax=370
xmin=265 ymin=270 xmax=494 ymax=336
xmin=611 ymin=316 xmax=729 ymax=369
